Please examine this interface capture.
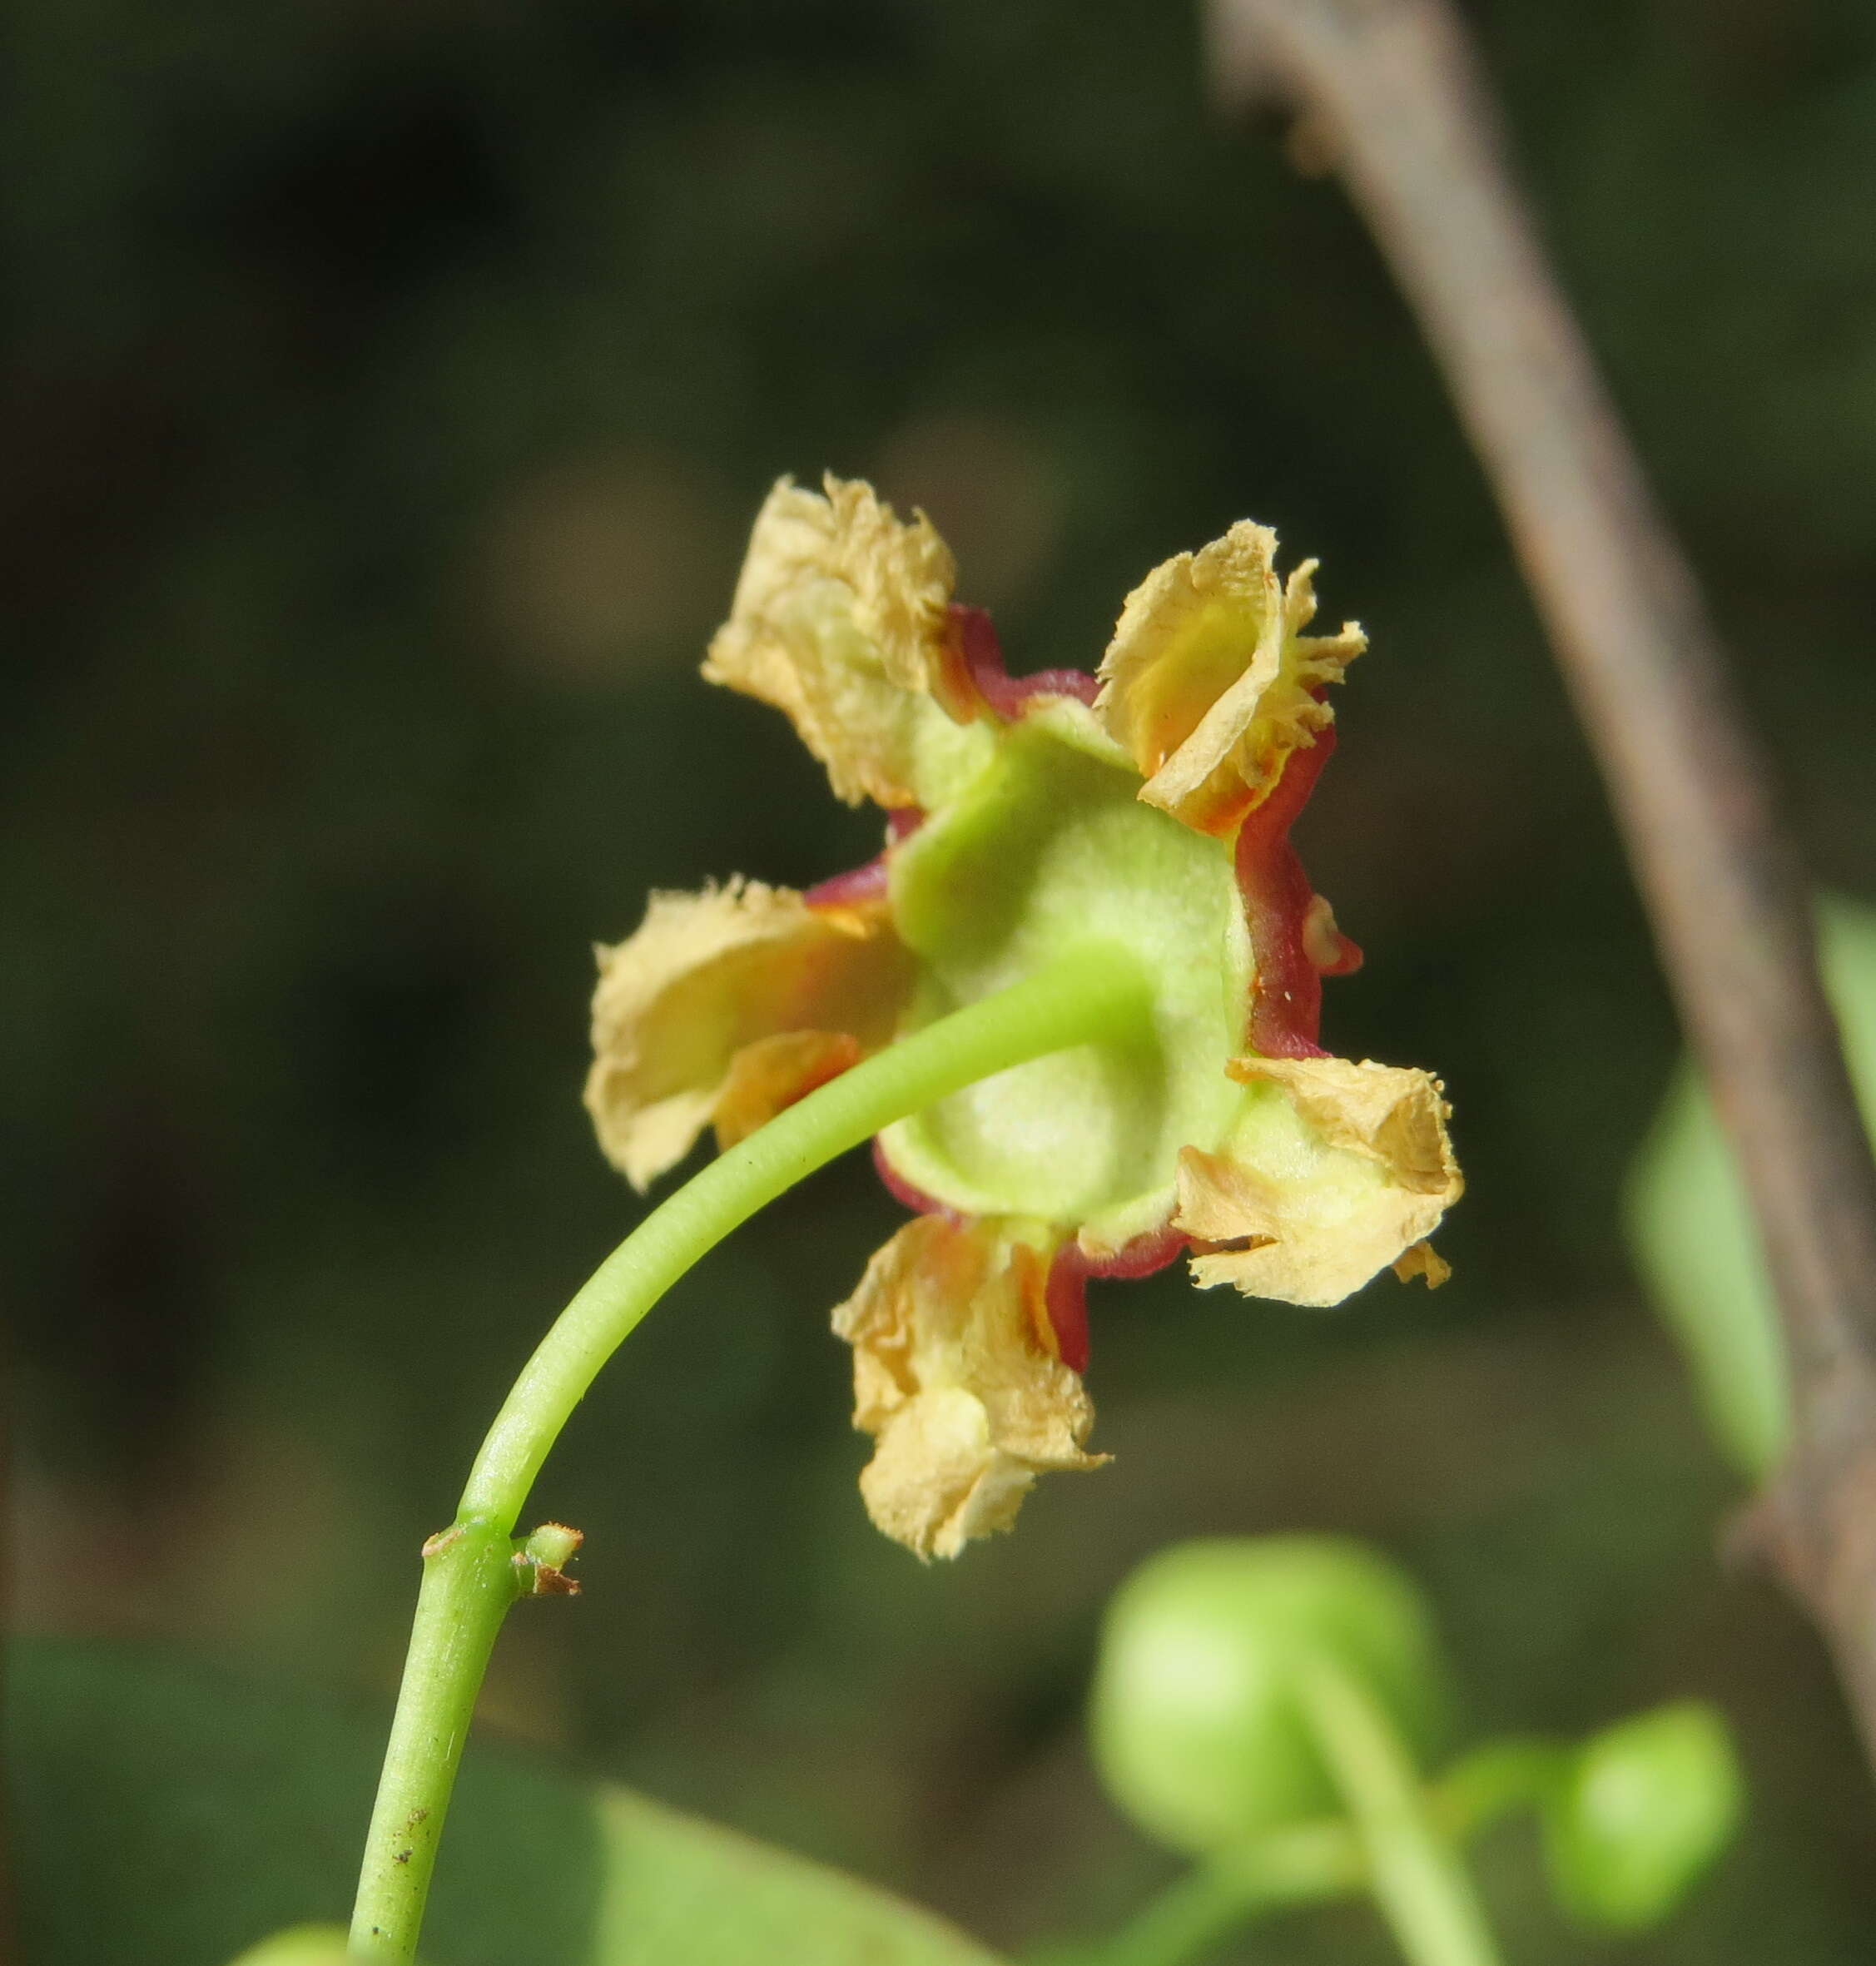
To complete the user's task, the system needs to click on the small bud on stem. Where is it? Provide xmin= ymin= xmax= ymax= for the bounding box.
xmin=515 ymin=1522 xmax=585 ymax=1596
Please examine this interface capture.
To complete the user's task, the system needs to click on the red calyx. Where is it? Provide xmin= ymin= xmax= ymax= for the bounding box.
xmin=1236 ymin=724 xmax=1363 ymax=1060
xmin=950 ymin=604 xmax=1099 ymax=716
xmin=870 ymin=1138 xmax=965 ymax=1224
xmin=1041 ymin=1224 xmax=1189 ymax=1375
xmin=802 ymin=809 xmax=925 ymax=912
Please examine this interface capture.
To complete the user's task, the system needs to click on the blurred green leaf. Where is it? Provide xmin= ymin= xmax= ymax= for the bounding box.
xmin=1627 ymin=897 xmax=1876 ymax=1477
xmin=226 ymin=1928 xmax=352 ymax=1966
xmin=7 ymin=1639 xmax=1005 ymax=1966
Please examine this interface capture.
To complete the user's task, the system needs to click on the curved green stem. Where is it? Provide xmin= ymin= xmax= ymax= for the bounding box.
xmin=1080 ymin=1732 xmax=1567 ymax=1966
xmin=349 ymin=1521 xmax=519 ymax=1960
xmin=350 ymin=946 xmax=1153 ymax=1960
xmin=1086 ymin=1821 xmax=1362 ymax=1966
xmin=1297 ymin=1663 xmax=1505 ymax=1966
xmin=1432 ymin=1737 xmax=1567 ymax=1844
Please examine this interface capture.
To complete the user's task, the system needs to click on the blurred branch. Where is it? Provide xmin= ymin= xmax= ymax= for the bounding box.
xmin=1204 ymin=0 xmax=1876 ymax=1768
xmin=0 ymin=1334 xmax=13 ymax=1966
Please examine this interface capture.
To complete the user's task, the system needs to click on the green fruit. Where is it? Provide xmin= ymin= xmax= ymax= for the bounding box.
xmin=1089 ymin=1537 xmax=1452 ymax=1854
xmin=1543 ymin=1701 xmax=1744 ymax=1930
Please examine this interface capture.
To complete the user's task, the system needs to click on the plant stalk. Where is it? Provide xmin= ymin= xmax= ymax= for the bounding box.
xmin=1298 ymin=1661 xmax=1504 ymax=1966
xmin=350 ymin=946 xmax=1153 ymax=1959
xmin=1089 ymin=1822 xmax=1362 ymax=1966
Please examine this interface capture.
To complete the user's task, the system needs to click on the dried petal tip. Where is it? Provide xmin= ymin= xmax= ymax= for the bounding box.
xmin=585 ymin=877 xmax=912 ymax=1189
xmin=832 ymin=1215 xmax=1107 ymax=1560
xmin=1095 ymin=522 xmax=1365 ymax=837
xmin=702 ymin=474 xmax=960 ymax=807
xmin=1176 ymin=1055 xmax=1462 ymax=1307
xmin=1392 ymin=1240 xmax=1452 ymax=1288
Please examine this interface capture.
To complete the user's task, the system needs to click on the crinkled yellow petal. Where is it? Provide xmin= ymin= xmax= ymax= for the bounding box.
xmin=712 ymin=1028 xmax=865 ymax=1153
xmin=1096 ymin=521 xmax=1283 ymax=774
xmin=831 ymin=1214 xmax=1106 ymax=1560
xmin=702 ymin=474 xmax=962 ymax=807
xmin=584 ymin=877 xmax=915 ymax=1190
xmin=1094 ymin=522 xmax=1366 ymax=837
xmin=1175 ymin=1055 xmax=1461 ymax=1306
xmin=1228 ymin=1054 xmax=1458 ymax=1192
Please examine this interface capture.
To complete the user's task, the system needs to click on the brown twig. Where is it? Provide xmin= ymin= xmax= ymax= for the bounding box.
xmin=1206 ymin=0 xmax=1876 ymax=1767
xmin=0 ymin=1332 xmax=14 ymax=1965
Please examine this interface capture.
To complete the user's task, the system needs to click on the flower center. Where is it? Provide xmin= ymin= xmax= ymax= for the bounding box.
xmin=879 ymin=701 xmax=1252 ymax=1252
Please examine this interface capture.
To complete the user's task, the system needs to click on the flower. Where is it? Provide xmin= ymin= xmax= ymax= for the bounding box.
xmin=585 ymin=475 xmax=1461 ymax=1558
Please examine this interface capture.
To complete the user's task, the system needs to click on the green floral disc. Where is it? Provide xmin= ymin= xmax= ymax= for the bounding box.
xmin=880 ymin=700 xmax=1252 ymax=1250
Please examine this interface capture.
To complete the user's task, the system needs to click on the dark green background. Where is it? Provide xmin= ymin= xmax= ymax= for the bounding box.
xmin=5 ymin=1 xmax=1875 ymax=1958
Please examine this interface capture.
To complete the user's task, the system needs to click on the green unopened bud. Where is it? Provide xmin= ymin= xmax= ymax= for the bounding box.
xmin=515 ymin=1521 xmax=583 ymax=1596
xmin=1542 ymin=1700 xmax=1743 ymax=1930
xmin=524 ymin=1522 xmax=583 ymax=1570
xmin=1089 ymin=1537 xmax=1452 ymax=1854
